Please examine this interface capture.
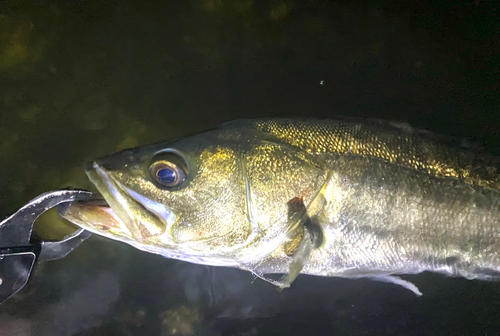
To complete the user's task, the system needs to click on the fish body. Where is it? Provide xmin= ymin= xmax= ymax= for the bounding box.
xmin=60 ymin=118 xmax=500 ymax=295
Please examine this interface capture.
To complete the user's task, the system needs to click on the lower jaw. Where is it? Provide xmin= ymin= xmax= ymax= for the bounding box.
xmin=85 ymin=162 xmax=168 ymax=241
xmin=85 ymin=162 xmax=146 ymax=239
xmin=57 ymin=194 xmax=126 ymax=234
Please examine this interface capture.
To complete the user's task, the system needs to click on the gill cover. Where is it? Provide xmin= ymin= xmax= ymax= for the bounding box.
xmin=240 ymin=140 xmax=328 ymax=252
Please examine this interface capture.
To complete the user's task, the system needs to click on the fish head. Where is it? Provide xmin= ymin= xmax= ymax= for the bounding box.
xmin=60 ymin=121 xmax=328 ymax=266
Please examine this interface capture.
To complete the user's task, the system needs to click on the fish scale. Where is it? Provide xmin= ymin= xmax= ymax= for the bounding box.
xmin=60 ymin=118 xmax=500 ymax=295
xmin=251 ymin=118 xmax=500 ymax=190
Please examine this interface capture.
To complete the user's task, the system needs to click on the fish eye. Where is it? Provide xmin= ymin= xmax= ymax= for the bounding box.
xmin=149 ymin=152 xmax=188 ymax=188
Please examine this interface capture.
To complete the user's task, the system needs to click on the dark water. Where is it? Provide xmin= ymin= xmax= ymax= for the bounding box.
xmin=1 ymin=0 xmax=500 ymax=335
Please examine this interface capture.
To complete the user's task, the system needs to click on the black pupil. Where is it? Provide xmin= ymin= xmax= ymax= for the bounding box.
xmin=157 ymin=167 xmax=176 ymax=184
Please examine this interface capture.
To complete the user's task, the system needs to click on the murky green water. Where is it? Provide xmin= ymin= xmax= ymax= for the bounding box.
xmin=1 ymin=0 xmax=499 ymax=335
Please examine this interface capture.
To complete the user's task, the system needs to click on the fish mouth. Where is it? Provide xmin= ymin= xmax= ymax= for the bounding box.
xmin=60 ymin=161 xmax=169 ymax=242
xmin=57 ymin=193 xmax=129 ymax=237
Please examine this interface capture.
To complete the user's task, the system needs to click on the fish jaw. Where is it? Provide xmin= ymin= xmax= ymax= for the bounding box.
xmin=58 ymin=196 xmax=243 ymax=267
xmin=85 ymin=161 xmax=168 ymax=242
xmin=57 ymin=196 xmax=132 ymax=239
xmin=58 ymin=160 xmax=168 ymax=243
xmin=85 ymin=161 xmax=147 ymax=240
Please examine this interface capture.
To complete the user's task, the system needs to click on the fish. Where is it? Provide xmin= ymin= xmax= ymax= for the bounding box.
xmin=59 ymin=118 xmax=500 ymax=296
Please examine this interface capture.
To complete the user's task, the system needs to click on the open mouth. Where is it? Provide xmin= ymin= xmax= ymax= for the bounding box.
xmin=87 ymin=161 xmax=169 ymax=241
xmin=60 ymin=161 xmax=169 ymax=242
xmin=57 ymin=192 xmax=131 ymax=238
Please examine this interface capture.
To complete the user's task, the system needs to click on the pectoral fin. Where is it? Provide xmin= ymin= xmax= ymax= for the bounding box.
xmin=278 ymin=197 xmax=323 ymax=288
xmin=279 ymin=225 xmax=316 ymax=288
xmin=243 ymin=197 xmax=323 ymax=289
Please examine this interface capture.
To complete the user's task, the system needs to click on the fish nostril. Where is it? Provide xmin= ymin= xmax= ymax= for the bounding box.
xmin=120 ymin=149 xmax=135 ymax=163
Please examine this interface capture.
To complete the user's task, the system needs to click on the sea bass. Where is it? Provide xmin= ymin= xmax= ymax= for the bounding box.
xmin=59 ymin=118 xmax=500 ymax=295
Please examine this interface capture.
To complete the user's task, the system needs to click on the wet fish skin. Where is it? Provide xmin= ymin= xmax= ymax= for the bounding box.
xmin=59 ymin=118 xmax=500 ymax=295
